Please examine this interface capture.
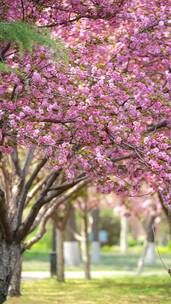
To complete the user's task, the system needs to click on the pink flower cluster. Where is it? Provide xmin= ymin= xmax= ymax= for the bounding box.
xmin=0 ymin=0 xmax=170 ymax=203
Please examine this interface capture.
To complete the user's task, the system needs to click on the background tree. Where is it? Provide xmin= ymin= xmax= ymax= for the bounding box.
xmin=91 ymin=208 xmax=100 ymax=264
xmin=64 ymin=205 xmax=81 ymax=267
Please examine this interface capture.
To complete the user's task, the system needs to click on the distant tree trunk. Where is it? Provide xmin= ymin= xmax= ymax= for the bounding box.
xmin=91 ymin=208 xmax=100 ymax=264
xmin=81 ymin=209 xmax=91 ymax=280
xmin=137 ymin=214 xmax=156 ymax=274
xmin=144 ymin=214 xmax=156 ymax=265
xmin=8 ymin=255 xmax=22 ymax=297
xmin=0 ymin=240 xmax=21 ymax=304
xmin=120 ymin=215 xmax=128 ymax=254
xmin=166 ymin=216 xmax=171 ymax=239
xmin=50 ymin=222 xmax=57 ymax=277
xmin=54 ymin=202 xmax=73 ymax=282
xmin=64 ymin=206 xmax=80 ymax=266
xmin=158 ymin=192 xmax=171 ymax=239
xmin=144 ymin=242 xmax=156 ymax=265
xmin=56 ymin=227 xmax=65 ymax=282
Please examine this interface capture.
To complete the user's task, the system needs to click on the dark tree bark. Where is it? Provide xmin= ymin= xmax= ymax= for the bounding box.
xmin=0 ymin=240 xmax=21 ymax=304
xmin=8 ymin=255 xmax=22 ymax=297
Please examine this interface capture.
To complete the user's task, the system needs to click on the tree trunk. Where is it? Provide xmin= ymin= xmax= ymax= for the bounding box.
xmin=137 ymin=214 xmax=156 ymax=274
xmin=81 ymin=212 xmax=91 ymax=280
xmin=0 ymin=240 xmax=21 ymax=304
xmin=164 ymin=213 xmax=171 ymax=239
xmin=120 ymin=215 xmax=128 ymax=254
xmin=50 ymin=222 xmax=57 ymax=277
xmin=143 ymin=214 xmax=156 ymax=265
xmin=158 ymin=192 xmax=171 ymax=239
xmin=144 ymin=242 xmax=156 ymax=265
xmin=91 ymin=208 xmax=100 ymax=264
xmin=8 ymin=256 xmax=22 ymax=297
xmin=56 ymin=227 xmax=65 ymax=282
xmin=64 ymin=206 xmax=80 ymax=267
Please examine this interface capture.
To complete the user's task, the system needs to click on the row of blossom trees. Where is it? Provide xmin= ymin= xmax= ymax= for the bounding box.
xmin=0 ymin=0 xmax=170 ymax=302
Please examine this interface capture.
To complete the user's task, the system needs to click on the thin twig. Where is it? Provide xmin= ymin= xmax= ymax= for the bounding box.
xmin=152 ymin=224 xmax=171 ymax=276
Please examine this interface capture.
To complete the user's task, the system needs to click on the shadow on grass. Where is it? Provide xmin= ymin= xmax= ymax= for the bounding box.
xmin=7 ymin=277 xmax=171 ymax=304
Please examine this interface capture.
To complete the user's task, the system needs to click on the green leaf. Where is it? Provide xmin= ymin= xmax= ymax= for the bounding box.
xmin=0 ymin=62 xmax=24 ymax=77
xmin=0 ymin=21 xmax=67 ymax=61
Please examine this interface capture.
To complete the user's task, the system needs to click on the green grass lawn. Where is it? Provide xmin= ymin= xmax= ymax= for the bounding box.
xmin=6 ymin=276 xmax=171 ymax=304
xmin=23 ymin=249 xmax=171 ymax=272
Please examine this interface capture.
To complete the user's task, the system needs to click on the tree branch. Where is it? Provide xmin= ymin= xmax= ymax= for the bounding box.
xmin=25 ymin=177 xmax=47 ymax=206
xmin=11 ymin=148 xmax=22 ymax=177
xmin=15 ymin=157 xmax=48 ymax=226
xmin=38 ymin=0 xmax=126 ymax=28
xmin=23 ymin=180 xmax=86 ymax=250
xmin=21 ymin=147 xmax=35 ymax=178
xmin=39 ymin=14 xmax=100 ymax=28
xmin=146 ymin=120 xmax=169 ymax=132
xmin=24 ymin=157 xmax=47 ymax=191
xmin=20 ymin=0 xmax=25 ymax=20
xmin=22 ymin=216 xmax=47 ymax=251
xmin=16 ymin=170 xmax=62 ymax=241
xmin=110 ymin=153 xmax=135 ymax=163
xmin=0 ymin=42 xmax=11 ymax=61
xmin=48 ymin=173 xmax=86 ymax=192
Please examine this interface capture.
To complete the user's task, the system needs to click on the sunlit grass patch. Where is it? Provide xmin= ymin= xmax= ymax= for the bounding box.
xmin=6 ymin=276 xmax=171 ymax=304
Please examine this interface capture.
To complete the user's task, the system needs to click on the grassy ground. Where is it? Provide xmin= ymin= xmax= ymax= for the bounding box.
xmin=7 ymin=276 xmax=171 ymax=304
xmin=23 ymin=248 xmax=171 ymax=272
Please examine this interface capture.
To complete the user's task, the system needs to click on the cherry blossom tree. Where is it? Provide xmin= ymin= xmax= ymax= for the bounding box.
xmin=0 ymin=0 xmax=170 ymax=302
xmin=1 ymin=1 xmax=170 ymax=198
xmin=0 ymin=1 xmax=129 ymax=301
